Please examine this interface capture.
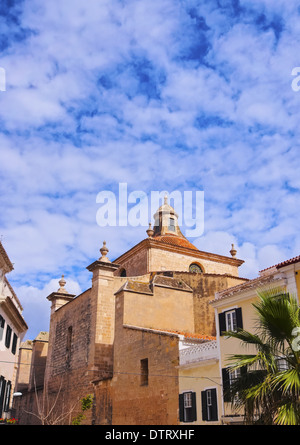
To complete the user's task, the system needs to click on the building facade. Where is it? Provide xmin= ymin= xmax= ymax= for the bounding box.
xmin=174 ymin=255 xmax=300 ymax=425
xmin=211 ymin=255 xmax=300 ymax=424
xmin=0 ymin=241 xmax=28 ymax=418
xmin=14 ymin=198 xmax=248 ymax=424
xmin=11 ymin=197 xmax=300 ymax=425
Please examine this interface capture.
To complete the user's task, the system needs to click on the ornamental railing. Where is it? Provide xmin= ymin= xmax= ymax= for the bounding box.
xmin=179 ymin=340 xmax=218 ymax=366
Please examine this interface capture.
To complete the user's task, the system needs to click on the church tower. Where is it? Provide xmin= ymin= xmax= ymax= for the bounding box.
xmin=152 ymin=194 xmax=183 ymax=238
xmin=114 ymin=196 xmax=244 ymax=278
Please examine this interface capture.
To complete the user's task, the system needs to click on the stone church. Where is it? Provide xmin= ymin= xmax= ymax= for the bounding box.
xmin=14 ymin=197 xmax=246 ymax=425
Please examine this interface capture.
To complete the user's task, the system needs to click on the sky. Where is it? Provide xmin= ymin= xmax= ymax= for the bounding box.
xmin=1 ymin=0 xmax=300 ymax=340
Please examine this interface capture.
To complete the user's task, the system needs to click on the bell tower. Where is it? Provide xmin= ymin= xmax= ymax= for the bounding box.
xmin=152 ymin=194 xmax=184 ymax=238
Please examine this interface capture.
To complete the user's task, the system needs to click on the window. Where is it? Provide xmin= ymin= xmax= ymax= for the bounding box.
xmin=276 ymin=357 xmax=290 ymax=371
xmin=229 ymin=368 xmax=241 ymax=386
xmin=0 ymin=376 xmax=6 ymax=417
xmin=120 ymin=268 xmax=127 ymax=277
xmin=219 ymin=308 xmax=243 ymax=335
xmin=226 ymin=310 xmax=237 ymax=332
xmin=189 ymin=263 xmax=203 ymax=274
xmin=0 ymin=377 xmax=10 ymax=416
xmin=11 ymin=333 xmax=18 ymax=355
xmin=5 ymin=325 xmax=12 ymax=349
xmin=0 ymin=315 xmax=5 ymax=341
xmin=222 ymin=367 xmax=246 ymax=403
xmin=184 ymin=392 xmax=192 ymax=408
xmin=3 ymin=380 xmax=11 ymax=412
xmin=168 ymin=217 xmax=175 ymax=231
xmin=140 ymin=358 xmax=148 ymax=386
xmin=201 ymin=388 xmax=218 ymax=421
xmin=179 ymin=391 xmax=197 ymax=422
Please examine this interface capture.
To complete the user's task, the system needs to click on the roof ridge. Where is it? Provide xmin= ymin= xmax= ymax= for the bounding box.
xmin=259 ymin=254 xmax=300 ymax=272
xmin=123 ymin=324 xmax=215 ymax=340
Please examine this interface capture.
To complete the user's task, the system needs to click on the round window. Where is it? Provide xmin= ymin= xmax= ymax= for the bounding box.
xmin=189 ymin=263 xmax=203 ymax=273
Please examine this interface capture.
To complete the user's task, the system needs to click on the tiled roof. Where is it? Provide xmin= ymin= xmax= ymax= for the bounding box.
xmin=167 ymin=329 xmax=216 ymax=341
xmin=152 ymin=234 xmax=199 ymax=251
xmin=123 ymin=324 xmax=215 ymax=341
xmin=259 ymin=254 xmax=300 ymax=273
xmin=213 ymin=273 xmax=285 ymax=302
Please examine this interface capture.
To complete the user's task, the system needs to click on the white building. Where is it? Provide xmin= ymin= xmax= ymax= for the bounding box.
xmin=0 ymin=241 xmax=28 ymax=418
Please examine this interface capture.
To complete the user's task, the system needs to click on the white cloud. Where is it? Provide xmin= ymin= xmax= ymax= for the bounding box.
xmin=15 ymin=277 xmax=82 ymax=341
xmin=0 ymin=0 xmax=300 ymax=339
xmin=194 ymin=230 xmax=291 ymax=279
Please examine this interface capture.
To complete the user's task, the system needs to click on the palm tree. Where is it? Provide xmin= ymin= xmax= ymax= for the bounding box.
xmin=223 ymin=288 xmax=300 ymax=425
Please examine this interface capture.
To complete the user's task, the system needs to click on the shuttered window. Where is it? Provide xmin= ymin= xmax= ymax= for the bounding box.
xmin=201 ymin=388 xmax=218 ymax=421
xmin=12 ymin=333 xmax=18 ymax=355
xmin=0 ymin=315 xmax=5 ymax=341
xmin=179 ymin=391 xmax=197 ymax=422
xmin=5 ymin=325 xmax=12 ymax=348
xmin=222 ymin=368 xmax=231 ymax=402
xmin=222 ymin=366 xmax=247 ymax=402
xmin=219 ymin=307 xmax=243 ymax=335
xmin=0 ymin=376 xmax=6 ymax=417
xmin=4 ymin=380 xmax=11 ymax=412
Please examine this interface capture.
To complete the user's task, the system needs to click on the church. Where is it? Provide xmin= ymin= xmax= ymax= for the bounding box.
xmin=14 ymin=197 xmax=247 ymax=425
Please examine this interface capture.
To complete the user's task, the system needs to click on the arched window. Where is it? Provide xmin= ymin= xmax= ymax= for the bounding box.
xmin=120 ymin=268 xmax=127 ymax=277
xmin=189 ymin=263 xmax=203 ymax=274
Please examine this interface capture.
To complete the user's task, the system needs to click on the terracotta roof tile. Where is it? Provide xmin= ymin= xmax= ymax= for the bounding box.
xmin=259 ymin=254 xmax=300 ymax=273
xmin=212 ymin=273 xmax=285 ymax=302
xmin=152 ymin=234 xmax=199 ymax=251
xmin=123 ymin=324 xmax=216 ymax=341
xmin=165 ymin=329 xmax=216 ymax=341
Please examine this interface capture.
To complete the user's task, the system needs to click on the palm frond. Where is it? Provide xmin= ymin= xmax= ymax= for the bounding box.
xmin=274 ymin=401 xmax=300 ymax=425
xmin=224 ymin=290 xmax=300 ymax=424
xmin=271 ymin=368 xmax=300 ymax=394
xmin=254 ymin=290 xmax=300 ymax=347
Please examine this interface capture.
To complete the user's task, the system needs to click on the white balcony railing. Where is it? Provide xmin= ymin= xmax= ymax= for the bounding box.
xmin=179 ymin=340 xmax=218 ymax=366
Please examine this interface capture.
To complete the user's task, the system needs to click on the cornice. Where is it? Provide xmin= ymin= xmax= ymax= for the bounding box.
xmin=0 ymin=296 xmax=28 ymax=332
xmin=210 ymin=273 xmax=287 ymax=308
xmin=114 ymin=237 xmax=244 ymax=268
xmin=0 ymin=242 xmax=14 ymax=274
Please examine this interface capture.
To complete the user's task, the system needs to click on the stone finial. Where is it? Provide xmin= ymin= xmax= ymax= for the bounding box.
xmin=164 ymin=194 xmax=168 ymax=205
xmin=230 ymin=243 xmax=237 ymax=258
xmin=146 ymin=223 xmax=154 ymax=238
xmin=99 ymin=241 xmax=110 ymax=262
xmin=58 ymin=274 xmax=67 ymax=293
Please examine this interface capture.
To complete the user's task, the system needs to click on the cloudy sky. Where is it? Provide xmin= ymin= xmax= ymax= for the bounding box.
xmin=1 ymin=0 xmax=300 ymax=340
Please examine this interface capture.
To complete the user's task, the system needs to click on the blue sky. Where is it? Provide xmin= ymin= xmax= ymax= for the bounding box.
xmin=1 ymin=0 xmax=300 ymax=340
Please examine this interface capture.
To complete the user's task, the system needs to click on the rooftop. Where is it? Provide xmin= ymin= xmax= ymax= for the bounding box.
xmin=151 ymin=234 xmax=199 ymax=251
xmin=212 ymin=270 xmax=286 ymax=302
xmin=259 ymin=254 xmax=300 ymax=274
xmin=115 ymin=274 xmax=193 ymax=295
xmin=123 ymin=324 xmax=215 ymax=341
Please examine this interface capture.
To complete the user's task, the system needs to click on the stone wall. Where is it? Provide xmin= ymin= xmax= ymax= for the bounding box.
xmin=115 ymin=246 xmax=148 ymax=277
xmin=173 ymin=272 xmax=246 ymax=336
xmin=112 ymin=292 xmax=180 ymax=425
xmin=121 ymin=282 xmax=194 ymax=334
xmin=149 ymin=246 xmax=241 ymax=276
xmin=15 ymin=340 xmax=32 ymax=393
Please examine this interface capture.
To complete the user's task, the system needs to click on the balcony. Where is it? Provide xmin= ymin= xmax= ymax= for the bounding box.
xmin=179 ymin=340 xmax=218 ymax=367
